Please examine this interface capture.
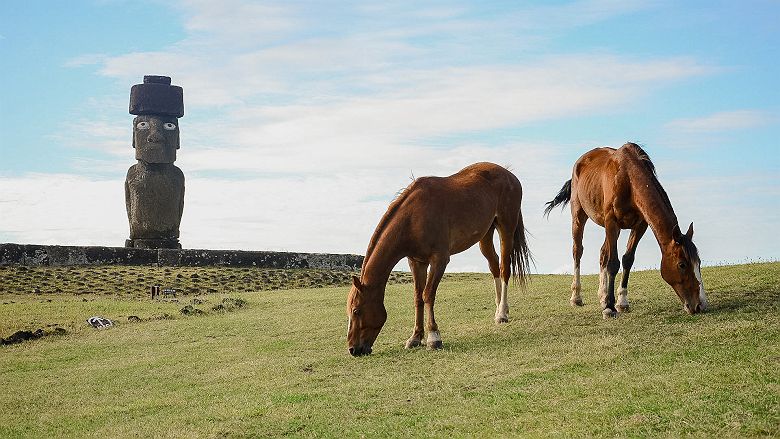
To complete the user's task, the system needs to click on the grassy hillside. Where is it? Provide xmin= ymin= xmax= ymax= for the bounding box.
xmin=1 ymin=262 xmax=778 ymax=438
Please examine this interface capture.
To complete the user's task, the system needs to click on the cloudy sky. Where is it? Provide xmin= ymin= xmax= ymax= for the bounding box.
xmin=1 ymin=0 xmax=778 ymax=274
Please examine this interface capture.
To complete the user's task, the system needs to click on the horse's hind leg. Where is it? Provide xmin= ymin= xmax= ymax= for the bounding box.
xmin=599 ymin=219 xmax=621 ymax=319
xmin=570 ymin=206 xmax=588 ymax=306
xmin=478 ymin=225 xmax=504 ymax=323
xmin=406 ymin=258 xmax=428 ymax=349
xmin=494 ymin=220 xmax=517 ymax=323
xmin=617 ymin=223 xmax=647 ymax=313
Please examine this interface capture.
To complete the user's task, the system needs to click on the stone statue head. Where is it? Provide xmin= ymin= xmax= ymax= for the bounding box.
xmin=129 ymin=75 xmax=184 ymax=163
xmin=132 ymin=115 xmax=180 ymax=163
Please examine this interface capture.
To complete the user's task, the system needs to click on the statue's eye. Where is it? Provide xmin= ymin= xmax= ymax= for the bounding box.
xmin=163 ymin=122 xmax=177 ymax=131
xmin=136 ymin=121 xmax=150 ymax=130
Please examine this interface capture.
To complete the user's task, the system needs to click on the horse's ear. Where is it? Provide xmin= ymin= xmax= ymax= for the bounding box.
xmin=685 ymin=222 xmax=694 ymax=239
xmin=351 ymin=275 xmax=363 ymax=291
xmin=672 ymin=224 xmax=683 ymax=243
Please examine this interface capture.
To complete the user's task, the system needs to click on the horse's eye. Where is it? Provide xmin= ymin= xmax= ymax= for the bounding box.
xmin=352 ymin=308 xmax=360 ymax=316
xmin=678 ymin=262 xmax=687 ymax=270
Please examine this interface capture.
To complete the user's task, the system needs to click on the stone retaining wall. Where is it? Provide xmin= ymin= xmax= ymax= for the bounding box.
xmin=0 ymin=243 xmax=363 ymax=270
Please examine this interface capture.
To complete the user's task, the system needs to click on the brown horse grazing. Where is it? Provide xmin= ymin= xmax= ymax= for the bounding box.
xmin=346 ymin=162 xmax=532 ymax=356
xmin=544 ymin=143 xmax=708 ymax=318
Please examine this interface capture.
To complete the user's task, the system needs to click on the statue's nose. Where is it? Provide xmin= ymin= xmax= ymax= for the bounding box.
xmin=147 ymin=130 xmax=163 ymax=143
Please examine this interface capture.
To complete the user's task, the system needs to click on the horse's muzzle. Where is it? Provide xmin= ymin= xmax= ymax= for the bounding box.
xmin=684 ymin=301 xmax=705 ymax=315
xmin=348 ymin=345 xmax=373 ymax=356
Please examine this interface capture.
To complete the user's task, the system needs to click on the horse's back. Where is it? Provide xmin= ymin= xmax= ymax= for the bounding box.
xmin=454 ymin=161 xmax=516 ymax=179
xmin=571 ymin=144 xmax=647 ymax=227
xmin=573 ymin=147 xmax=616 ymax=178
xmin=406 ymin=162 xmax=519 ymax=196
xmin=399 ymin=162 xmax=522 ymax=254
xmin=573 ymin=143 xmax=650 ymax=184
xmin=450 ymin=162 xmax=521 ymax=192
xmin=571 ymin=148 xmax=618 ymax=224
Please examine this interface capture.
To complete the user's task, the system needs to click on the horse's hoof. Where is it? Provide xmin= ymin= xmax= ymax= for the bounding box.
xmin=602 ymin=309 xmax=618 ymax=319
xmin=616 ymin=305 xmax=631 ymax=313
xmin=405 ymin=338 xmax=422 ymax=349
xmin=495 ymin=316 xmax=509 ymax=324
xmin=427 ymin=340 xmax=443 ymax=350
xmin=570 ymin=298 xmax=584 ymax=307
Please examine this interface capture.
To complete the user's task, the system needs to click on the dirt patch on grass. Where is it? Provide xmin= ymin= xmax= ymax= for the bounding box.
xmin=1 ymin=327 xmax=67 ymax=345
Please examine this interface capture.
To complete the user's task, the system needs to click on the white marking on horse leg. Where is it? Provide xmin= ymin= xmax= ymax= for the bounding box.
xmin=426 ymin=330 xmax=443 ymax=349
xmin=494 ymin=277 xmax=501 ymax=306
xmin=570 ymin=266 xmax=583 ymax=306
xmin=495 ymin=280 xmax=509 ymax=323
xmin=616 ymin=286 xmax=629 ymax=312
xmin=598 ymin=267 xmax=608 ymax=309
xmin=694 ymin=262 xmax=709 ymax=311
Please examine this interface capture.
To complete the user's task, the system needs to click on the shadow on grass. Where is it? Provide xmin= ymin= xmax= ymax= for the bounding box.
xmin=707 ymin=288 xmax=780 ymax=315
xmin=396 ymin=288 xmax=780 ymax=354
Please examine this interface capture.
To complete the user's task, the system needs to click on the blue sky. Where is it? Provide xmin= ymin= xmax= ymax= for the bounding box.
xmin=1 ymin=0 xmax=778 ymax=274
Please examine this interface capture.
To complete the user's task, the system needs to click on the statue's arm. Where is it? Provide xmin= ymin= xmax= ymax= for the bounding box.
xmin=125 ymin=166 xmax=134 ymax=222
xmin=179 ymin=178 xmax=185 ymax=219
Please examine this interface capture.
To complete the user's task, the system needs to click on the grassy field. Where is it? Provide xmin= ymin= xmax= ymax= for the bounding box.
xmin=1 ymin=262 xmax=778 ymax=438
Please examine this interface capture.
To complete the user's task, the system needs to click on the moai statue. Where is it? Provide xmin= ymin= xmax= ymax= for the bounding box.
xmin=125 ymin=75 xmax=185 ymax=249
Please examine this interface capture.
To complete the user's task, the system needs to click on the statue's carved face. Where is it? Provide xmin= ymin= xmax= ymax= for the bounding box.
xmin=133 ymin=115 xmax=179 ymax=163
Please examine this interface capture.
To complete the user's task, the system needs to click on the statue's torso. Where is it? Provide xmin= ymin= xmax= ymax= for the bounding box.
xmin=125 ymin=161 xmax=184 ymax=240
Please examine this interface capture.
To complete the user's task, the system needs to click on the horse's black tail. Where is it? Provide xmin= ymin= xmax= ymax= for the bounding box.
xmin=510 ymin=209 xmax=533 ymax=286
xmin=543 ymin=179 xmax=572 ymax=217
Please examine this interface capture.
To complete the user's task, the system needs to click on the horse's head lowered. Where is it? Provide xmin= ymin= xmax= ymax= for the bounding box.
xmin=660 ymin=222 xmax=708 ymax=314
xmin=346 ymin=276 xmax=387 ymax=356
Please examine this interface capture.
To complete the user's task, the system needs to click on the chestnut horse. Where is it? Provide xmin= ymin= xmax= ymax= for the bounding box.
xmin=544 ymin=143 xmax=708 ymax=318
xmin=346 ymin=162 xmax=532 ymax=356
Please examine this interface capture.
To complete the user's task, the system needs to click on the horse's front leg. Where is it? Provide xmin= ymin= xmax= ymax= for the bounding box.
xmin=617 ymin=223 xmax=647 ymax=313
xmin=599 ymin=220 xmax=621 ymax=319
xmin=406 ymin=258 xmax=428 ymax=349
xmin=423 ymin=254 xmax=450 ymax=349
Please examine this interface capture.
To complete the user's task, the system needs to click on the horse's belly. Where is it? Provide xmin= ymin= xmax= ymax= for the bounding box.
xmin=449 ymin=222 xmax=493 ymax=255
xmin=449 ymin=235 xmax=481 ymax=255
xmin=579 ymin=196 xmax=605 ymax=226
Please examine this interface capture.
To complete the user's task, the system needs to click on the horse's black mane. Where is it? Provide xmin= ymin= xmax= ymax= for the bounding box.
xmin=625 ymin=142 xmax=699 ymax=263
xmin=624 ymin=142 xmax=676 ymax=215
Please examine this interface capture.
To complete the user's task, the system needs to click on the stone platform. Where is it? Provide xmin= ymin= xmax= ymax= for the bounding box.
xmin=0 ymin=243 xmax=363 ymax=270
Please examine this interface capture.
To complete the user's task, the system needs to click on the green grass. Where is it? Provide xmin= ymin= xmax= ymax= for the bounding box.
xmin=1 ymin=262 xmax=778 ymax=438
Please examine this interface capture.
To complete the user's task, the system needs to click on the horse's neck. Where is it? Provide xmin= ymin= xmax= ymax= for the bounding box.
xmin=361 ymin=231 xmax=405 ymax=295
xmin=627 ymin=160 xmax=679 ymax=244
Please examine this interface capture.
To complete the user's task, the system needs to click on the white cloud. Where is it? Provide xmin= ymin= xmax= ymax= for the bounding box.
xmin=665 ymin=110 xmax=774 ymax=132
xmin=63 ymin=53 xmax=108 ymax=68
xmin=179 ymin=0 xmax=298 ymax=43
xmin=167 ymin=55 xmax=711 ymax=177
xmin=508 ymin=0 xmax=656 ymax=30
xmin=0 ymin=174 xmax=127 ymax=246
